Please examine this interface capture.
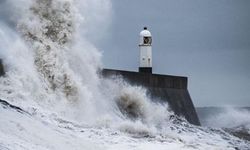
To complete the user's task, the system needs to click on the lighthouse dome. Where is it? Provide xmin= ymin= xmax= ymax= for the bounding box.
xmin=139 ymin=27 xmax=152 ymax=45
xmin=140 ymin=27 xmax=151 ymax=37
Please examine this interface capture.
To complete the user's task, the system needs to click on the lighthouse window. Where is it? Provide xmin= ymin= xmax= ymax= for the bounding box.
xmin=143 ymin=37 xmax=152 ymax=44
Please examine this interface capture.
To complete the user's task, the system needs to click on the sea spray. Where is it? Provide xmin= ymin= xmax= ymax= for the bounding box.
xmin=18 ymin=0 xmax=79 ymax=100
xmin=0 ymin=0 xmax=172 ymax=129
xmin=202 ymin=107 xmax=250 ymax=134
xmin=0 ymin=0 xmax=109 ymax=118
xmin=0 ymin=0 xmax=250 ymax=149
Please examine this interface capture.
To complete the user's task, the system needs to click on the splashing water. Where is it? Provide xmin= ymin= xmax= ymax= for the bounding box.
xmin=0 ymin=0 xmax=171 ymax=131
xmin=201 ymin=107 xmax=250 ymax=134
xmin=0 ymin=0 xmax=249 ymax=149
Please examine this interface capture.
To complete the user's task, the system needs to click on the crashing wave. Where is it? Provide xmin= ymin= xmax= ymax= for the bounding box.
xmin=18 ymin=0 xmax=78 ymax=100
xmin=0 ymin=0 xmax=249 ymax=149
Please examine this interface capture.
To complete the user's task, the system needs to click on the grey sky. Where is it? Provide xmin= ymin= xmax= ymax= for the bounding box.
xmin=99 ymin=0 xmax=250 ymax=107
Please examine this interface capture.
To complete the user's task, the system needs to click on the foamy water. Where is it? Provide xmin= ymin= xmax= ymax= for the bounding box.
xmin=200 ymin=107 xmax=250 ymax=134
xmin=0 ymin=0 xmax=249 ymax=149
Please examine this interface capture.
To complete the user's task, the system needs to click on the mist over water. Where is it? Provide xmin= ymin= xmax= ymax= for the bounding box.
xmin=0 ymin=0 xmax=249 ymax=149
xmin=199 ymin=107 xmax=250 ymax=133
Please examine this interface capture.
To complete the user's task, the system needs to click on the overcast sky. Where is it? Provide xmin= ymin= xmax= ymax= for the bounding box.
xmin=98 ymin=0 xmax=250 ymax=107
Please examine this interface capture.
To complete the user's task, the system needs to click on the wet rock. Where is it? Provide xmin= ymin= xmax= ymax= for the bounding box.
xmin=0 ymin=59 xmax=4 ymax=76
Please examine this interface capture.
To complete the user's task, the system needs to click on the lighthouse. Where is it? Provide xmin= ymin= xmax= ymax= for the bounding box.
xmin=102 ymin=26 xmax=200 ymax=125
xmin=139 ymin=27 xmax=152 ymax=73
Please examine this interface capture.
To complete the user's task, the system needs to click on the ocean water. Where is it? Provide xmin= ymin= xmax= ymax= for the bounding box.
xmin=0 ymin=0 xmax=249 ymax=149
xmin=197 ymin=107 xmax=250 ymax=135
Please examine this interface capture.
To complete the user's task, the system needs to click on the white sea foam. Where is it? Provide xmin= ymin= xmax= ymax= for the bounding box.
xmin=0 ymin=0 xmax=249 ymax=149
xmin=203 ymin=107 xmax=250 ymax=133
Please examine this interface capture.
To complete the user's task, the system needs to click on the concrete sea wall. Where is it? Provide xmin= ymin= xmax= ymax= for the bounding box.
xmin=102 ymin=69 xmax=200 ymax=125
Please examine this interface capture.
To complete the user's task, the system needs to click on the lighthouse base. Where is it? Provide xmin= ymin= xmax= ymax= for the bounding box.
xmin=139 ymin=67 xmax=152 ymax=73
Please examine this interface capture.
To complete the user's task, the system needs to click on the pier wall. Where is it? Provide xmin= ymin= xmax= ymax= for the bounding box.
xmin=102 ymin=69 xmax=200 ymax=125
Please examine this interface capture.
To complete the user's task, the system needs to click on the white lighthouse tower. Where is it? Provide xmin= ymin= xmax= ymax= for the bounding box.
xmin=139 ymin=27 xmax=152 ymax=73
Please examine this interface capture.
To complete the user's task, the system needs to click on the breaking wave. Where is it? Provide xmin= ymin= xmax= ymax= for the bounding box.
xmin=0 ymin=0 xmax=249 ymax=149
xmin=0 ymin=0 xmax=172 ymax=132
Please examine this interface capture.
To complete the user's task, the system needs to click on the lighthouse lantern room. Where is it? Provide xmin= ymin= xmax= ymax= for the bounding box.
xmin=139 ymin=27 xmax=152 ymax=73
